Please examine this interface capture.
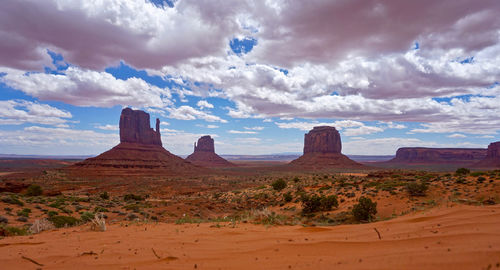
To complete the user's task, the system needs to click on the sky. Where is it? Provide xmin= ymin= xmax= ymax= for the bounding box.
xmin=0 ymin=0 xmax=500 ymax=156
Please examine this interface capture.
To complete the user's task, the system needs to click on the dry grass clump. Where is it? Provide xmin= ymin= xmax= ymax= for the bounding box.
xmin=29 ymin=218 xmax=55 ymax=234
xmin=90 ymin=213 xmax=106 ymax=232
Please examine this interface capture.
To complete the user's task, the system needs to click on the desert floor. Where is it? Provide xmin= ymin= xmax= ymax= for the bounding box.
xmin=1 ymin=204 xmax=499 ymax=270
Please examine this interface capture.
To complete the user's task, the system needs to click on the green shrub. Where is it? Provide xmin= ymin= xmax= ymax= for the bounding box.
xmin=80 ymin=212 xmax=95 ymax=223
xmin=477 ymin=176 xmax=486 ymax=183
xmin=16 ymin=208 xmax=31 ymax=217
xmin=25 ymin=184 xmax=43 ymax=196
xmin=293 ymin=177 xmax=300 ymax=183
xmin=0 ymin=225 xmax=29 ymax=236
xmin=301 ymin=194 xmax=338 ymax=214
xmin=283 ymin=192 xmax=293 ymax=203
xmin=123 ymin=194 xmax=144 ymax=201
xmin=1 ymin=196 xmax=24 ymax=206
xmin=406 ymin=182 xmax=428 ymax=196
xmin=455 ymin=168 xmax=470 ymax=175
xmin=47 ymin=210 xmax=58 ymax=218
xmin=49 ymin=215 xmax=80 ymax=228
xmin=352 ymin=196 xmax=377 ymax=222
xmin=271 ymin=179 xmax=287 ymax=191
xmin=100 ymin=191 xmax=110 ymax=200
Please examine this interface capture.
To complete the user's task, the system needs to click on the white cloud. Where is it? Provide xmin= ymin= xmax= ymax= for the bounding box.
xmin=447 ymin=133 xmax=467 ymax=138
xmin=0 ymin=100 xmax=72 ymax=126
xmin=228 ymin=130 xmax=257 ymax=134
xmin=168 ymin=105 xmax=227 ymax=123
xmin=196 ymin=100 xmax=214 ymax=109
xmin=0 ymin=126 xmax=117 ymax=155
xmin=0 ymin=66 xmax=172 ymax=108
xmin=343 ymin=126 xmax=384 ymax=136
xmin=244 ymin=126 xmax=264 ymax=131
xmin=95 ymin=124 xmax=119 ymax=131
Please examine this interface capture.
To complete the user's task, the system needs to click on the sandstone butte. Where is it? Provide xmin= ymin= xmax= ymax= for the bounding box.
xmin=71 ymin=108 xmax=204 ymax=175
xmin=185 ymin=135 xmax=235 ymax=167
xmin=473 ymin=141 xmax=500 ymax=168
xmin=387 ymin=147 xmax=487 ymax=165
xmin=289 ymin=126 xmax=364 ymax=169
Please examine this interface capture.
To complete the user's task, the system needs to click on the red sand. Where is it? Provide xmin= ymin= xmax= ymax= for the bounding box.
xmin=1 ymin=204 xmax=499 ymax=269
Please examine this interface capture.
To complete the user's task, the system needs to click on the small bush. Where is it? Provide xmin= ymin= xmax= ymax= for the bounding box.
xmin=0 ymin=225 xmax=29 ymax=236
xmin=271 ymin=179 xmax=287 ymax=191
xmin=477 ymin=176 xmax=486 ymax=183
xmin=47 ymin=210 xmax=58 ymax=218
xmin=49 ymin=215 xmax=80 ymax=228
xmin=1 ymin=196 xmax=24 ymax=206
xmin=301 ymin=194 xmax=338 ymax=214
xmin=406 ymin=182 xmax=428 ymax=196
xmin=455 ymin=168 xmax=470 ymax=175
xmin=29 ymin=218 xmax=55 ymax=234
xmin=26 ymin=184 xmax=43 ymax=196
xmin=0 ymin=216 xmax=8 ymax=224
xmin=80 ymin=211 xmax=95 ymax=223
xmin=283 ymin=192 xmax=293 ymax=203
xmin=16 ymin=208 xmax=31 ymax=217
xmin=352 ymin=196 xmax=377 ymax=222
xmin=124 ymin=194 xmax=144 ymax=201
xmin=100 ymin=191 xmax=110 ymax=200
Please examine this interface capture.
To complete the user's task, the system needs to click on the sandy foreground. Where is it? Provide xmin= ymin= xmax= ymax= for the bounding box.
xmin=1 ymin=205 xmax=499 ymax=270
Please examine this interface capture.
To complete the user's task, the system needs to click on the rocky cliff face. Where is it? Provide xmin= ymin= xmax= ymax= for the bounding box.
xmin=303 ymin=126 xmax=342 ymax=154
xmin=193 ymin=136 xmax=215 ymax=153
xmin=186 ymin=136 xmax=234 ymax=167
xmin=290 ymin=126 xmax=363 ymax=169
xmin=72 ymin=108 xmax=205 ymax=175
xmin=389 ymin=147 xmax=487 ymax=164
xmin=474 ymin=141 xmax=500 ymax=168
xmin=119 ymin=108 xmax=162 ymax=146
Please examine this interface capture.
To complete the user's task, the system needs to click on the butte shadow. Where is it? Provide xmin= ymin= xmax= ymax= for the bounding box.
xmin=69 ymin=108 xmax=207 ymax=177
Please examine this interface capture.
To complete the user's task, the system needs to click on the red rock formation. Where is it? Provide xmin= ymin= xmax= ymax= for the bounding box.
xmin=388 ymin=147 xmax=487 ymax=164
xmin=186 ymin=136 xmax=235 ymax=167
xmin=290 ymin=126 xmax=363 ymax=169
xmin=120 ymin=108 xmax=162 ymax=146
xmin=72 ymin=108 xmax=205 ymax=176
xmin=304 ymin=126 xmax=342 ymax=154
xmin=473 ymin=141 xmax=500 ymax=168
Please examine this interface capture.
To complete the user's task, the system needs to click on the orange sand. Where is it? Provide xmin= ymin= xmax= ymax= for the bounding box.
xmin=1 ymin=205 xmax=499 ymax=270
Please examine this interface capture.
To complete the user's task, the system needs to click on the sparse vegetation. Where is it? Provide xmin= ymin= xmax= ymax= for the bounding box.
xmin=25 ymin=184 xmax=43 ymax=196
xmin=301 ymin=194 xmax=338 ymax=214
xmin=49 ymin=215 xmax=80 ymax=228
xmin=271 ymin=179 xmax=287 ymax=191
xmin=352 ymin=196 xmax=377 ymax=222
xmin=455 ymin=168 xmax=470 ymax=175
xmin=406 ymin=181 xmax=428 ymax=196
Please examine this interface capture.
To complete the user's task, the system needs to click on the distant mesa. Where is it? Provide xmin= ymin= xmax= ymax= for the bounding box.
xmin=473 ymin=141 xmax=500 ymax=168
xmin=185 ymin=135 xmax=235 ymax=167
xmin=386 ymin=147 xmax=487 ymax=165
xmin=289 ymin=126 xmax=364 ymax=169
xmin=72 ymin=108 xmax=204 ymax=175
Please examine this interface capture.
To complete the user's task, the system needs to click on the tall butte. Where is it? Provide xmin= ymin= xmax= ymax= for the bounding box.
xmin=72 ymin=108 xmax=203 ymax=175
xmin=473 ymin=141 xmax=500 ymax=168
xmin=185 ymin=135 xmax=235 ymax=167
xmin=289 ymin=126 xmax=364 ymax=169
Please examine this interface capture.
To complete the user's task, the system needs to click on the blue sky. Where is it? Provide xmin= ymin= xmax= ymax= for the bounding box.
xmin=0 ymin=0 xmax=499 ymax=156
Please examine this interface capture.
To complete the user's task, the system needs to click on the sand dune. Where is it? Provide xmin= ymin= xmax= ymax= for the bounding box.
xmin=1 ymin=204 xmax=499 ymax=269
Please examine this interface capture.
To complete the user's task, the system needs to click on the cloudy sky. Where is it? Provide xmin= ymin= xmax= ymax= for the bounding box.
xmin=1 ymin=0 xmax=499 ymax=156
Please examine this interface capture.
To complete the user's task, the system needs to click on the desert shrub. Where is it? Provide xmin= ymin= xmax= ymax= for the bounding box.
xmin=25 ymin=184 xmax=43 ymax=196
xmin=455 ymin=178 xmax=466 ymax=184
xmin=16 ymin=208 xmax=31 ymax=217
xmin=0 ymin=216 xmax=8 ymax=224
xmin=0 ymin=225 xmax=29 ymax=236
xmin=123 ymin=194 xmax=144 ymax=201
xmin=293 ymin=177 xmax=300 ymax=183
xmin=352 ymin=196 xmax=377 ymax=222
xmin=80 ymin=211 xmax=95 ymax=222
xmin=406 ymin=182 xmax=428 ymax=196
xmin=271 ymin=179 xmax=287 ymax=191
xmin=477 ymin=176 xmax=486 ymax=183
xmin=29 ymin=218 xmax=55 ymax=234
xmin=100 ymin=191 xmax=110 ymax=200
xmin=283 ymin=192 xmax=293 ymax=203
xmin=1 ymin=196 xmax=24 ymax=206
xmin=47 ymin=210 xmax=58 ymax=218
xmin=455 ymin=168 xmax=470 ymax=175
xmin=49 ymin=215 xmax=80 ymax=228
xmin=301 ymin=194 xmax=338 ymax=214
xmin=94 ymin=206 xmax=109 ymax=213
xmin=90 ymin=214 xmax=106 ymax=232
